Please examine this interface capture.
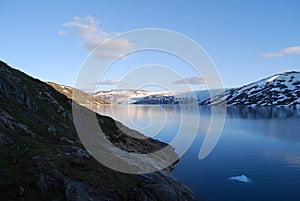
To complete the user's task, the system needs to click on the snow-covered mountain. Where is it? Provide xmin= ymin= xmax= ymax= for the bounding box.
xmin=201 ymin=71 xmax=300 ymax=106
xmin=133 ymin=90 xmax=222 ymax=104
xmin=94 ymin=89 xmax=172 ymax=104
xmin=94 ymin=89 xmax=224 ymax=105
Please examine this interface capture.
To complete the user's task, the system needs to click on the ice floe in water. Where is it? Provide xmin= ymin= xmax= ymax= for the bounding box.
xmin=228 ymin=175 xmax=252 ymax=183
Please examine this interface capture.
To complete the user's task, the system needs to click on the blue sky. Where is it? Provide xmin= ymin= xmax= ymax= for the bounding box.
xmin=1 ymin=0 xmax=300 ymax=91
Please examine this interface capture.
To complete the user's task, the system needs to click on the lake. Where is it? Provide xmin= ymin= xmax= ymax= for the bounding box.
xmin=96 ymin=105 xmax=300 ymax=201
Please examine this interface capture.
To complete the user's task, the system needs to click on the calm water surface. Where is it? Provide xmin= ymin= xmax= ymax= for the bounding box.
xmin=97 ymin=105 xmax=300 ymax=201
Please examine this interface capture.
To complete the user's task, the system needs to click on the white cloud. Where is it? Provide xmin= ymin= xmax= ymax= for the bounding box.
xmin=261 ymin=45 xmax=300 ymax=58
xmin=173 ymin=76 xmax=215 ymax=85
xmin=61 ymin=15 xmax=134 ymax=59
xmin=94 ymin=79 xmax=127 ymax=85
xmin=281 ymin=46 xmax=300 ymax=54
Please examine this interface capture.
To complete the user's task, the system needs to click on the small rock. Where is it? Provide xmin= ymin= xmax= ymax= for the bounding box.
xmin=38 ymin=174 xmax=48 ymax=194
xmin=73 ymin=147 xmax=91 ymax=159
xmin=63 ymin=111 xmax=73 ymax=121
xmin=48 ymin=125 xmax=57 ymax=136
xmin=19 ymin=185 xmax=24 ymax=196
xmin=60 ymin=137 xmax=74 ymax=144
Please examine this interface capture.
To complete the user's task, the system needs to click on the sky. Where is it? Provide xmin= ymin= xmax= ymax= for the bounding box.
xmin=1 ymin=0 xmax=300 ymax=91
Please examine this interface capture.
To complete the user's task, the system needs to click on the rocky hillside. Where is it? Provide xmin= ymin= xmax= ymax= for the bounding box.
xmin=47 ymin=82 xmax=109 ymax=105
xmin=0 ymin=61 xmax=194 ymax=201
xmin=201 ymin=71 xmax=300 ymax=106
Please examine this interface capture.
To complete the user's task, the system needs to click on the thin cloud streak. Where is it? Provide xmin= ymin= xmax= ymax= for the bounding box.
xmin=60 ymin=15 xmax=134 ymax=59
xmin=94 ymin=79 xmax=127 ymax=86
xmin=173 ymin=76 xmax=216 ymax=85
xmin=261 ymin=45 xmax=300 ymax=58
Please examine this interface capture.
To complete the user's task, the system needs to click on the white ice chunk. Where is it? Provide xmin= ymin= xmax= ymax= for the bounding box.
xmin=228 ymin=174 xmax=252 ymax=183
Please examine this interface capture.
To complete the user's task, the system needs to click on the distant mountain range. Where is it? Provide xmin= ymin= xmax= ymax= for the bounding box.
xmin=94 ymin=89 xmax=221 ymax=105
xmin=93 ymin=71 xmax=300 ymax=107
xmin=94 ymin=89 xmax=173 ymax=104
xmin=132 ymin=90 xmax=219 ymax=105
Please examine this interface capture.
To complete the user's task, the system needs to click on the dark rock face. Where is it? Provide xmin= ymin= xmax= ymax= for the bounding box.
xmin=0 ymin=109 xmax=36 ymax=137
xmin=137 ymin=172 xmax=194 ymax=201
xmin=37 ymin=173 xmax=62 ymax=195
xmin=63 ymin=172 xmax=194 ymax=201
xmin=0 ymin=110 xmax=15 ymax=130
xmin=0 ymin=60 xmax=195 ymax=201
xmin=0 ymin=77 xmax=39 ymax=112
xmin=64 ymin=179 xmax=121 ymax=201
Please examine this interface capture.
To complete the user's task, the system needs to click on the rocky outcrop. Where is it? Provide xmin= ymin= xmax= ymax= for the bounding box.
xmin=64 ymin=178 xmax=121 ymax=201
xmin=37 ymin=173 xmax=63 ymax=195
xmin=136 ymin=171 xmax=194 ymax=201
xmin=0 ymin=109 xmax=36 ymax=137
xmin=0 ymin=77 xmax=39 ymax=112
xmin=64 ymin=173 xmax=194 ymax=201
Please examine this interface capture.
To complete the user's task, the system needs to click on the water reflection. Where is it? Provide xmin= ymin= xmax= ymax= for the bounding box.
xmin=265 ymin=152 xmax=300 ymax=169
xmin=95 ymin=105 xmax=300 ymax=143
xmin=226 ymin=106 xmax=300 ymax=119
xmin=223 ymin=107 xmax=300 ymax=142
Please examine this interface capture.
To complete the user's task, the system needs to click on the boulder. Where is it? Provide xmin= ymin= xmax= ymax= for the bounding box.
xmin=72 ymin=147 xmax=91 ymax=159
xmin=48 ymin=125 xmax=57 ymax=136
